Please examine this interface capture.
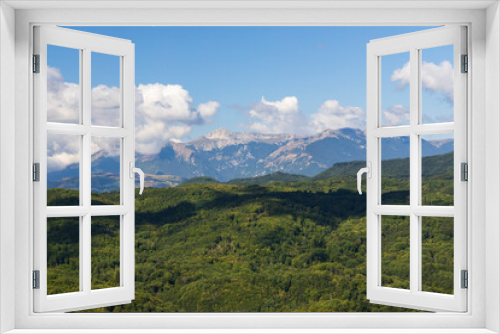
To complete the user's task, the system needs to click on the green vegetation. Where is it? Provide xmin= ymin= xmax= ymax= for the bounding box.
xmin=226 ymin=172 xmax=309 ymax=186
xmin=46 ymin=153 xmax=454 ymax=312
xmin=179 ymin=176 xmax=221 ymax=186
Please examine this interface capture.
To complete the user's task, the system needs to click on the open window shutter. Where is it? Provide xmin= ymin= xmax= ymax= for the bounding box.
xmin=363 ymin=26 xmax=467 ymax=312
xmin=33 ymin=26 xmax=136 ymax=312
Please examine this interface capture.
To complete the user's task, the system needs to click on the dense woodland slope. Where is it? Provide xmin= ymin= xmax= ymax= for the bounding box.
xmin=46 ymin=153 xmax=454 ymax=312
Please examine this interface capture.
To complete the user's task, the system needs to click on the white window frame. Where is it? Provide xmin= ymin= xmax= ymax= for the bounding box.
xmin=365 ymin=26 xmax=467 ymax=312
xmin=33 ymin=26 xmax=136 ymax=313
xmin=1 ymin=1 xmax=498 ymax=333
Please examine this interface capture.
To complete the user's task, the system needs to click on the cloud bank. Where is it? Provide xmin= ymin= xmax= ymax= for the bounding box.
xmin=382 ymin=104 xmax=410 ymax=127
xmin=135 ymin=83 xmax=219 ymax=154
xmin=47 ymin=67 xmax=220 ymax=171
xmin=391 ymin=60 xmax=454 ymax=104
xmin=246 ymin=96 xmax=366 ymax=135
xmin=312 ymin=100 xmax=365 ymax=131
xmin=248 ymin=96 xmax=310 ymax=134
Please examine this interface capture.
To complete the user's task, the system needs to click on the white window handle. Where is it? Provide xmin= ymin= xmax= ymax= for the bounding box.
xmin=357 ymin=162 xmax=371 ymax=195
xmin=129 ymin=161 xmax=145 ymax=195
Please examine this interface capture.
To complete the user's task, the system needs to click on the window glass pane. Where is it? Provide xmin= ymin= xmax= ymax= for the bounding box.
xmin=91 ymin=52 xmax=121 ymax=127
xmin=47 ymin=133 xmax=80 ymax=206
xmin=47 ymin=217 xmax=80 ymax=294
xmin=47 ymin=45 xmax=80 ymax=124
xmin=381 ymin=136 xmax=410 ymax=205
xmin=92 ymin=216 xmax=120 ymax=290
xmin=421 ymin=217 xmax=454 ymax=294
xmin=421 ymin=134 xmax=454 ymax=206
xmin=91 ymin=137 xmax=121 ymax=204
xmin=381 ymin=215 xmax=410 ymax=289
xmin=421 ymin=45 xmax=454 ymax=124
xmin=381 ymin=52 xmax=410 ymax=127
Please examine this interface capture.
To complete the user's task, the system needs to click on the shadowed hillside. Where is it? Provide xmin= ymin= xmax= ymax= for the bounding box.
xmin=46 ymin=153 xmax=454 ymax=312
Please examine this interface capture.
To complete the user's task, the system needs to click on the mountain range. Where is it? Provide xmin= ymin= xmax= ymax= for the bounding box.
xmin=47 ymin=128 xmax=454 ymax=191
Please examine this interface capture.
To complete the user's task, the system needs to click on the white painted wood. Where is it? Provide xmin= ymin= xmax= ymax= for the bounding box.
xmin=485 ymin=3 xmax=500 ymax=332
xmin=372 ymin=206 xmax=455 ymax=217
xmin=0 ymin=2 xmax=17 ymax=333
xmin=11 ymin=6 xmax=487 ymax=332
xmin=46 ymin=123 xmax=131 ymax=137
xmin=409 ymin=44 xmax=420 ymax=296
xmin=372 ymin=123 xmax=455 ymax=138
xmin=366 ymin=26 xmax=467 ymax=312
xmin=33 ymin=26 xmax=135 ymax=313
xmin=3 ymin=0 xmax=497 ymax=10
xmin=1 ymin=330 xmax=498 ymax=334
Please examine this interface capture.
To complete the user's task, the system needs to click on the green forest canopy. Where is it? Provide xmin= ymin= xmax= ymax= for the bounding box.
xmin=46 ymin=153 xmax=454 ymax=312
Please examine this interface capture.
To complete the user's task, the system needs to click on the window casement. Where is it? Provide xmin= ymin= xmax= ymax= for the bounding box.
xmin=33 ymin=26 xmax=143 ymax=312
xmin=10 ymin=5 xmax=487 ymax=331
xmin=359 ymin=26 xmax=467 ymax=312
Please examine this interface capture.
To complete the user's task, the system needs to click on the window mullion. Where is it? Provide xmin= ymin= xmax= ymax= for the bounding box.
xmin=409 ymin=47 xmax=421 ymax=294
xmin=82 ymin=48 xmax=92 ymax=294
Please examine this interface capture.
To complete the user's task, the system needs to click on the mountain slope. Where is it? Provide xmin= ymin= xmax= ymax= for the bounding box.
xmin=226 ymin=171 xmax=309 ymax=186
xmin=48 ymin=128 xmax=454 ymax=191
xmin=313 ymin=151 xmax=454 ymax=181
xmin=48 ymin=174 xmax=453 ymax=312
xmin=179 ymin=176 xmax=221 ymax=186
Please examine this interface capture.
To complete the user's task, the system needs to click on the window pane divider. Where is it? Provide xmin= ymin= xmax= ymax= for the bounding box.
xmin=372 ymin=126 xmax=411 ymax=137
xmin=409 ymin=46 xmax=420 ymax=295
xmin=46 ymin=205 xmax=131 ymax=217
xmin=412 ymin=206 xmax=455 ymax=217
xmin=372 ymin=205 xmax=454 ymax=217
xmin=47 ymin=122 xmax=130 ymax=137
xmin=372 ymin=205 xmax=411 ymax=215
xmin=413 ymin=123 xmax=454 ymax=135
xmin=373 ymin=123 xmax=455 ymax=138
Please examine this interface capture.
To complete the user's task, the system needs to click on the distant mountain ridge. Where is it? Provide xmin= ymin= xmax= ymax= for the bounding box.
xmin=178 ymin=151 xmax=454 ymax=187
xmin=48 ymin=128 xmax=454 ymax=191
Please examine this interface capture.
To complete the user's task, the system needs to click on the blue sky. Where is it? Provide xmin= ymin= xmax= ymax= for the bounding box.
xmin=48 ymin=26 xmax=454 ymax=153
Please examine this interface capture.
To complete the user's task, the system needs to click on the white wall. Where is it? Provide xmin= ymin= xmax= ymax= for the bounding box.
xmin=486 ymin=2 xmax=500 ymax=333
xmin=0 ymin=2 xmax=16 ymax=333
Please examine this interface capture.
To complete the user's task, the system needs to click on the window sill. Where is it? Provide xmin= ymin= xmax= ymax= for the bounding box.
xmin=4 ymin=329 xmax=497 ymax=334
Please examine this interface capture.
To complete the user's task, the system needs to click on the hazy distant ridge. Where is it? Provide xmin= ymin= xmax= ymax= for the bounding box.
xmin=48 ymin=128 xmax=453 ymax=191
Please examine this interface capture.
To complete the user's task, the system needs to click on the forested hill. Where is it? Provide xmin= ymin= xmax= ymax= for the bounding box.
xmin=179 ymin=176 xmax=221 ymax=186
xmin=181 ymin=152 xmax=454 ymax=186
xmin=313 ymin=151 xmax=453 ymax=181
xmin=226 ymin=172 xmax=309 ymax=186
xmin=46 ymin=152 xmax=454 ymax=312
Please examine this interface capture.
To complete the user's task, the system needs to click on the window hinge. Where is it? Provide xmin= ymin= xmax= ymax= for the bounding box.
xmin=33 ymin=270 xmax=40 ymax=289
xmin=461 ymin=54 xmax=468 ymax=73
xmin=33 ymin=54 xmax=40 ymax=73
xmin=461 ymin=270 xmax=468 ymax=289
xmin=33 ymin=163 xmax=40 ymax=182
xmin=461 ymin=162 xmax=468 ymax=182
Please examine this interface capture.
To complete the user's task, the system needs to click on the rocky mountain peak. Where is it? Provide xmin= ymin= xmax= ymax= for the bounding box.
xmin=204 ymin=128 xmax=236 ymax=140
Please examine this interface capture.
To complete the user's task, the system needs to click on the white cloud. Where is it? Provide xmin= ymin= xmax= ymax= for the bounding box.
xmin=91 ymin=137 xmax=121 ymax=157
xmin=46 ymin=67 xmax=220 ymax=170
xmin=47 ymin=134 xmax=80 ymax=172
xmin=137 ymin=84 xmax=198 ymax=123
xmin=248 ymin=96 xmax=310 ymax=134
xmin=245 ymin=96 xmax=365 ymax=134
xmin=135 ymin=83 xmax=220 ymax=154
xmin=47 ymin=67 xmax=80 ymax=123
xmin=311 ymin=100 xmax=365 ymax=131
xmin=391 ymin=60 xmax=454 ymax=103
xmin=382 ymin=104 xmax=410 ymax=126
xmin=197 ymin=101 xmax=220 ymax=118
xmin=91 ymin=85 xmax=121 ymax=126
xmin=390 ymin=61 xmax=410 ymax=90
